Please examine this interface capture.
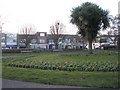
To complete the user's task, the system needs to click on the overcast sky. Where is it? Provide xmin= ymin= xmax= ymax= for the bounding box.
xmin=0 ymin=0 xmax=119 ymax=34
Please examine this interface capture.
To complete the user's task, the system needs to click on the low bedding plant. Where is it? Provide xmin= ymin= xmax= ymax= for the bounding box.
xmin=6 ymin=61 xmax=119 ymax=72
xmin=3 ymin=50 xmax=119 ymax=72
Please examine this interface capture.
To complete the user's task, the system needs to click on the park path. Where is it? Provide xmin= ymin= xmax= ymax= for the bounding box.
xmin=2 ymin=78 xmax=86 ymax=88
xmin=0 ymin=56 xmax=18 ymax=58
xmin=1 ymin=78 xmax=118 ymax=90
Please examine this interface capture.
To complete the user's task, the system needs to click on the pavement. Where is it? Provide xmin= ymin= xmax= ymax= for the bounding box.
xmin=0 ymin=56 xmax=18 ymax=59
xmin=1 ymin=78 xmax=119 ymax=90
xmin=2 ymin=78 xmax=87 ymax=88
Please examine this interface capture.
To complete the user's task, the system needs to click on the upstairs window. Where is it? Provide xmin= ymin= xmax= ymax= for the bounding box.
xmin=40 ymin=39 xmax=45 ymax=43
xmin=40 ymin=33 xmax=45 ymax=36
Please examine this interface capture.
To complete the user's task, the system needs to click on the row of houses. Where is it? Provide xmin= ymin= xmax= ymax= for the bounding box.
xmin=1 ymin=32 xmax=118 ymax=49
xmin=1 ymin=32 xmax=86 ymax=49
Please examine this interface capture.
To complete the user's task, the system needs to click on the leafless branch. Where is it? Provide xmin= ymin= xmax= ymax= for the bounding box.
xmin=20 ymin=24 xmax=36 ymax=34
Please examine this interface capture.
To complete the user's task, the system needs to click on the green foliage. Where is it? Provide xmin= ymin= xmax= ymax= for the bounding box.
xmin=70 ymin=2 xmax=109 ymax=39
xmin=70 ymin=2 xmax=110 ymax=53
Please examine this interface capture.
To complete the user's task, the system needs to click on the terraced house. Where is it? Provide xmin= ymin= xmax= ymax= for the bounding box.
xmin=17 ymin=32 xmax=82 ymax=49
xmin=1 ymin=33 xmax=17 ymax=49
xmin=2 ymin=32 xmax=118 ymax=50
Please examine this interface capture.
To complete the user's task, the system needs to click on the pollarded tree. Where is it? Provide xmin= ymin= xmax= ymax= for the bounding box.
xmin=19 ymin=24 xmax=36 ymax=47
xmin=50 ymin=21 xmax=65 ymax=49
xmin=70 ymin=2 xmax=110 ymax=53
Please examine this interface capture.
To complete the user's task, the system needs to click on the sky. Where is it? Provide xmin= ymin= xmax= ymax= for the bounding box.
xmin=0 ymin=0 xmax=119 ymax=34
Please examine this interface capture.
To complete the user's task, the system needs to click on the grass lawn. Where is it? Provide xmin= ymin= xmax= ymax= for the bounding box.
xmin=2 ymin=50 xmax=119 ymax=88
xmin=2 ymin=66 xmax=118 ymax=88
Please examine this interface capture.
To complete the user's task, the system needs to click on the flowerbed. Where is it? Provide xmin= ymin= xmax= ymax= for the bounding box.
xmin=3 ymin=50 xmax=119 ymax=72
xmin=6 ymin=61 xmax=119 ymax=72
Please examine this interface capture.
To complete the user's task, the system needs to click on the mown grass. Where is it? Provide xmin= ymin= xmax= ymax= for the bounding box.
xmin=2 ymin=66 xmax=119 ymax=88
xmin=2 ymin=50 xmax=118 ymax=63
xmin=2 ymin=50 xmax=119 ymax=88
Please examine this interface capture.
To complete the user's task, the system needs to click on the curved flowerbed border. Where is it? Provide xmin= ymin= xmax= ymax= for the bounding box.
xmin=6 ymin=61 xmax=119 ymax=72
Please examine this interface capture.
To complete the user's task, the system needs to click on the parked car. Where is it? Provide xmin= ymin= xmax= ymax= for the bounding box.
xmin=100 ymin=41 xmax=117 ymax=50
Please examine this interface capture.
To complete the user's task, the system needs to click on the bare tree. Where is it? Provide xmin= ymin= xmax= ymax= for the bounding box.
xmin=0 ymin=16 xmax=6 ymax=48
xmin=50 ymin=21 xmax=65 ymax=49
xmin=19 ymin=24 xmax=36 ymax=47
xmin=107 ymin=15 xmax=120 ymax=48
xmin=20 ymin=24 xmax=36 ymax=34
xmin=117 ymin=14 xmax=120 ymax=49
xmin=0 ymin=16 xmax=4 ymax=29
xmin=0 ymin=15 xmax=6 ymax=33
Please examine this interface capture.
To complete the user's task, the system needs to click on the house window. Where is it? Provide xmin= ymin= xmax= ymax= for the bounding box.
xmin=40 ymin=39 xmax=45 ymax=43
xmin=2 ymin=39 xmax=5 ymax=42
xmin=40 ymin=33 xmax=45 ymax=36
xmin=49 ymin=39 xmax=54 ymax=44
xmin=13 ymin=40 xmax=16 ymax=42
xmin=74 ymin=38 xmax=76 ymax=41
xmin=31 ymin=39 xmax=36 ymax=43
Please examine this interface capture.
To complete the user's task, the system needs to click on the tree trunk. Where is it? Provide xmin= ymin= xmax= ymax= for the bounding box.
xmin=25 ymin=39 xmax=29 ymax=48
xmin=88 ymin=40 xmax=93 ymax=54
xmin=82 ymin=40 xmax=84 ymax=50
xmin=118 ymin=34 xmax=120 ymax=50
xmin=55 ymin=43 xmax=58 ymax=49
